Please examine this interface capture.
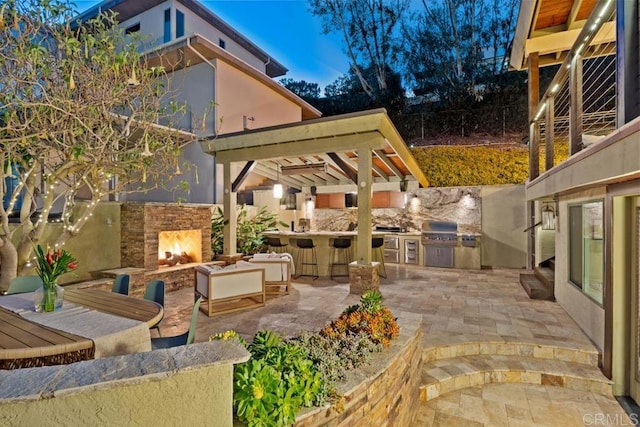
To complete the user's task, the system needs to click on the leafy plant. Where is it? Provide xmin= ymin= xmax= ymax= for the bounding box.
xmin=211 ymin=205 xmax=288 ymax=256
xmin=232 ymin=330 xmax=325 ymax=426
xmin=291 ymin=331 xmax=381 ymax=397
xmin=210 ymin=206 xmax=229 ymax=256
xmin=209 ymin=329 xmax=247 ymax=347
xmin=321 ymin=290 xmax=399 ymax=347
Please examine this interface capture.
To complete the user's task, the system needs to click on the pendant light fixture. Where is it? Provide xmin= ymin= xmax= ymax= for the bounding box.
xmin=273 ymin=161 xmax=283 ymax=199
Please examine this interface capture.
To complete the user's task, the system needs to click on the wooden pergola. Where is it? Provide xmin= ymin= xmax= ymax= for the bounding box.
xmin=199 ymin=108 xmax=428 ymax=269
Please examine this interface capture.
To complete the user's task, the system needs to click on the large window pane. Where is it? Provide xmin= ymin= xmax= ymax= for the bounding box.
xmin=569 ymin=205 xmax=583 ymax=287
xmin=569 ymin=201 xmax=604 ymax=305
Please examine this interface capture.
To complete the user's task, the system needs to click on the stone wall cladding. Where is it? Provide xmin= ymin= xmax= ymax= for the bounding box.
xmin=121 ymin=203 xmax=212 ymax=271
xmin=294 ymin=316 xmax=423 ymax=426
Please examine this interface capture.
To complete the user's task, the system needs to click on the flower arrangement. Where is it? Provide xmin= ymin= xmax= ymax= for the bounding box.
xmin=34 ymin=245 xmax=78 ymax=312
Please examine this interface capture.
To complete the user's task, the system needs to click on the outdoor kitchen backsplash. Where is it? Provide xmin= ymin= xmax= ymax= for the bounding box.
xmin=312 ymin=187 xmax=481 ymax=234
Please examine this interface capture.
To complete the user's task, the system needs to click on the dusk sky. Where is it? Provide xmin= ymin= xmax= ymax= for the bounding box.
xmin=74 ymin=0 xmax=351 ymax=91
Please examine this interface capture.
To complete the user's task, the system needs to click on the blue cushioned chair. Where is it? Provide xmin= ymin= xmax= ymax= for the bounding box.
xmin=151 ymin=296 xmax=202 ymax=350
xmin=6 ymin=276 xmax=43 ymax=295
xmin=144 ymin=279 xmax=165 ymax=336
xmin=111 ymin=274 xmax=130 ymax=295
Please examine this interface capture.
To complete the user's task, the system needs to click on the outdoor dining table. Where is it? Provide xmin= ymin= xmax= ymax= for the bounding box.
xmin=0 ymin=288 xmax=163 ymax=368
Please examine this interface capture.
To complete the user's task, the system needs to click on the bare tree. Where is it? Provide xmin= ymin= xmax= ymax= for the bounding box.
xmin=403 ymin=0 xmax=518 ymax=102
xmin=310 ymin=0 xmax=409 ymax=100
xmin=0 ymin=0 xmax=191 ymax=290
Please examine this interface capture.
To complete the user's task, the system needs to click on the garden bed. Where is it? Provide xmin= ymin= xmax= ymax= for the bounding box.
xmin=293 ymin=313 xmax=423 ymax=426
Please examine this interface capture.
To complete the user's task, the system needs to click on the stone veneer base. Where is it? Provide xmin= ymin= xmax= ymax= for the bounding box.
xmin=348 ymin=262 xmax=380 ymax=295
xmin=294 ymin=313 xmax=422 ymax=427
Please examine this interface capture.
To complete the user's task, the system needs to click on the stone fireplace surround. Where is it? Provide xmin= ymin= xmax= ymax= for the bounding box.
xmin=110 ymin=203 xmax=212 ymax=296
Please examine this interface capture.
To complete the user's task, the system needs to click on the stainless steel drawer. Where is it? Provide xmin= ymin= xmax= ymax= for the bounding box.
xmin=384 ymin=235 xmax=399 ymax=250
xmin=383 ymin=249 xmax=399 ymax=263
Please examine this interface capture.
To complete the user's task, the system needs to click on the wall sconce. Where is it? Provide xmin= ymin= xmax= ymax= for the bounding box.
xmin=541 ymin=201 xmax=556 ymax=230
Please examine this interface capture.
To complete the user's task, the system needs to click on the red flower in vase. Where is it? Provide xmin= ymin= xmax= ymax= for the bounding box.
xmin=34 ymin=245 xmax=79 ymax=288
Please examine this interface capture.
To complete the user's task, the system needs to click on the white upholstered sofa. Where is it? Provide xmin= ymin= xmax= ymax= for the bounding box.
xmin=194 ymin=264 xmax=265 ymax=317
xmin=248 ymin=253 xmax=293 ymax=295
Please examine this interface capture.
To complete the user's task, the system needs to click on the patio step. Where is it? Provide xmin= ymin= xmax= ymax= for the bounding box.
xmin=419 ymin=354 xmax=612 ymax=402
xmin=422 ymin=340 xmax=600 ymax=367
xmin=519 ymin=272 xmax=554 ymax=301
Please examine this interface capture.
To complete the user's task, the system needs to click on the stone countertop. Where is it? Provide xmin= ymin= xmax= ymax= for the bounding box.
xmin=264 ymin=231 xmax=386 ymax=236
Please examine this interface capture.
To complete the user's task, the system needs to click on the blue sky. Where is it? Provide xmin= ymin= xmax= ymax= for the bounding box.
xmin=74 ymin=0 xmax=350 ymax=90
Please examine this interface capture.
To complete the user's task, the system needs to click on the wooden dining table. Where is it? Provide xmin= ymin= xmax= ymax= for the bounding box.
xmin=64 ymin=288 xmax=163 ymax=327
xmin=0 ymin=288 xmax=164 ymax=369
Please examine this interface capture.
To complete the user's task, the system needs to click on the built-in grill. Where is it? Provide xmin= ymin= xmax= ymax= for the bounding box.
xmin=421 ymin=221 xmax=458 ymax=268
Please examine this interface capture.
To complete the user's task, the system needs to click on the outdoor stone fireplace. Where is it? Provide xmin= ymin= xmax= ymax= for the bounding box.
xmin=120 ymin=203 xmax=212 ymax=271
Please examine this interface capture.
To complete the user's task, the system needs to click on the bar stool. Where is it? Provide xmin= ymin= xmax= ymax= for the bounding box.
xmin=266 ymin=237 xmax=288 ymax=253
xmin=295 ymin=238 xmax=318 ymax=279
xmin=329 ymin=238 xmax=352 ymax=279
xmin=371 ymin=237 xmax=387 ymax=278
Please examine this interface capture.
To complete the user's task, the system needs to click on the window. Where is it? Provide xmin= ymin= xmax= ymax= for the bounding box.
xmin=176 ymin=10 xmax=184 ymax=38
xmin=569 ymin=201 xmax=604 ymax=304
xmin=125 ymin=23 xmax=140 ymax=34
xmin=163 ymin=8 xmax=171 ymax=43
xmin=219 ymin=38 xmax=226 ymax=49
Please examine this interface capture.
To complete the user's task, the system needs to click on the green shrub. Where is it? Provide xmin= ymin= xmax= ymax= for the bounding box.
xmin=211 ymin=205 xmax=288 ymax=256
xmin=410 ymin=143 xmax=569 ymax=187
xmin=216 ymin=330 xmax=324 ymax=427
xmin=291 ymin=331 xmax=381 ymax=396
xmin=321 ymin=290 xmax=400 ymax=348
xmin=211 ymin=291 xmax=401 ymax=425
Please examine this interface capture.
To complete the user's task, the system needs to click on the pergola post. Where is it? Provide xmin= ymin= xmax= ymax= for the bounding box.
xmin=349 ymin=146 xmax=379 ymax=295
xmin=221 ymin=161 xmax=238 ymax=259
xmin=355 ymin=147 xmax=373 ymax=265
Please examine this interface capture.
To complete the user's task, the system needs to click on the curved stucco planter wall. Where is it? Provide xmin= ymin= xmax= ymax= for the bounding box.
xmin=0 ymin=341 xmax=249 ymax=426
xmin=294 ymin=314 xmax=423 ymax=426
xmin=0 ymin=316 xmax=421 ymax=426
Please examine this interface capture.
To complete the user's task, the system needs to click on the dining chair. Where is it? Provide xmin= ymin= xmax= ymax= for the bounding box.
xmin=111 ymin=274 xmax=130 ymax=295
xmin=151 ymin=296 xmax=202 ymax=350
xmin=144 ymin=279 xmax=165 ymax=336
xmin=5 ymin=276 xmax=43 ymax=295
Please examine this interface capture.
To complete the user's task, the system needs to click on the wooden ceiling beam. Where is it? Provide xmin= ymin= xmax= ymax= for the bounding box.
xmin=231 ymin=161 xmax=256 ymax=193
xmin=374 ymin=150 xmax=404 ymax=179
xmin=567 ymin=0 xmax=585 ymax=30
xmin=327 ymin=152 xmax=358 ymax=184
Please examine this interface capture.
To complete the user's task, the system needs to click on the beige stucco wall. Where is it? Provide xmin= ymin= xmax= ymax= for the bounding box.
xmin=480 ymin=185 xmax=527 ymax=268
xmin=215 ymin=59 xmax=302 ymax=134
xmin=0 ymin=363 xmax=233 ymax=426
xmin=0 ymin=342 xmax=247 ymax=426
xmin=555 ymin=188 xmax=606 ymax=351
xmin=13 ymin=202 xmax=121 ymax=284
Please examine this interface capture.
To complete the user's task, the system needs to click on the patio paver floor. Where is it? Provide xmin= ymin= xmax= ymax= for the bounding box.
xmin=161 ymin=264 xmax=629 ymax=425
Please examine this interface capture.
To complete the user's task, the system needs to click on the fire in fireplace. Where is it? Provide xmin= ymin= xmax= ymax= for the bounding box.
xmin=158 ymin=230 xmax=202 ymax=266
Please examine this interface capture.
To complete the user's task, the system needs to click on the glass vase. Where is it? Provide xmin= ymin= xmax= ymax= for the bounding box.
xmin=34 ymin=284 xmax=64 ymax=312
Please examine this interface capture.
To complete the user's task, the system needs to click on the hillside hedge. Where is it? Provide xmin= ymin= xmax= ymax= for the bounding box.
xmin=410 ymin=143 xmax=569 ymax=187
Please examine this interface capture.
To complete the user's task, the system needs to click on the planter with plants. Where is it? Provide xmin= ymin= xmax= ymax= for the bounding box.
xmin=210 ymin=290 xmax=406 ymax=426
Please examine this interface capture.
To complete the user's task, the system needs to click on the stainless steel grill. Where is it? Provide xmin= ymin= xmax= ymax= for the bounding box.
xmin=420 ymin=221 xmax=458 ymax=246
xmin=421 ymin=221 xmax=458 ymax=268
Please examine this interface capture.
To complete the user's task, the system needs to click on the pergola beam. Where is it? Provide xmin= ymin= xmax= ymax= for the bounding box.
xmin=214 ymin=132 xmax=385 ymax=163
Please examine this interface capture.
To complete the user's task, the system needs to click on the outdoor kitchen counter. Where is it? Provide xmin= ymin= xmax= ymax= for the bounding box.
xmin=263 ymin=231 xmax=385 ymax=277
